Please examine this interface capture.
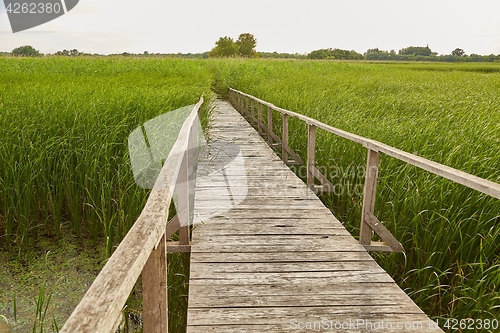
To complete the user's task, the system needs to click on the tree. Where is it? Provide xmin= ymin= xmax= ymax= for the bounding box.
xmin=399 ymin=45 xmax=435 ymax=57
xmin=209 ymin=36 xmax=239 ymax=57
xmin=451 ymin=48 xmax=466 ymax=57
xmin=12 ymin=45 xmax=41 ymax=57
xmin=365 ymin=48 xmax=390 ymax=60
xmin=236 ymin=33 xmax=257 ymax=57
xmin=308 ymin=48 xmax=363 ymax=60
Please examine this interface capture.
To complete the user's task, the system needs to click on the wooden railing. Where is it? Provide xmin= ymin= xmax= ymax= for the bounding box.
xmin=60 ymin=97 xmax=203 ymax=333
xmin=229 ymin=88 xmax=500 ymax=252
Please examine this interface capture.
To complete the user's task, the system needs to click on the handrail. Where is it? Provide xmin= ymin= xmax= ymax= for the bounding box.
xmin=230 ymin=88 xmax=500 ymax=200
xmin=60 ymin=96 xmax=203 ymax=333
xmin=229 ymin=88 xmax=500 ymax=252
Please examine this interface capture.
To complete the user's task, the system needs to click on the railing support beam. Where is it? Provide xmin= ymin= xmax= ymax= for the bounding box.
xmin=307 ymin=124 xmax=316 ymax=189
xmin=282 ymin=114 xmax=289 ymax=163
xmin=142 ymin=234 xmax=167 ymax=333
xmin=360 ymin=149 xmax=379 ymax=246
xmin=267 ymin=106 xmax=273 ymax=145
xmin=257 ymin=102 xmax=263 ymax=135
xmin=250 ymin=99 xmax=256 ymax=126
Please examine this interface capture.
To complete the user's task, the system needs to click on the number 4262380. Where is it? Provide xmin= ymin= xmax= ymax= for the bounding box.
xmin=440 ymin=318 xmax=499 ymax=331
xmin=5 ymin=2 xmax=62 ymax=14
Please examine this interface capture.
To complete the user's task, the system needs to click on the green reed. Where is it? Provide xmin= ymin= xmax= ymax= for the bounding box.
xmin=0 ymin=57 xmax=212 ymax=255
xmin=214 ymin=59 xmax=500 ymax=323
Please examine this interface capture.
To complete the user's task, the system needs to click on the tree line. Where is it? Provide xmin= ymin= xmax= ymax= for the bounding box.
xmin=306 ymin=45 xmax=500 ymax=62
xmin=4 ymin=37 xmax=500 ymax=62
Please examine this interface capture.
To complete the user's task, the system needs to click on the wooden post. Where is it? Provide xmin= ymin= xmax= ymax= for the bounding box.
xmin=244 ymin=96 xmax=249 ymax=119
xmin=282 ymin=114 xmax=289 ymax=162
xmin=178 ymin=150 xmax=189 ymax=245
xmin=359 ymin=148 xmax=380 ymax=246
xmin=250 ymin=99 xmax=256 ymax=127
xmin=187 ymin=123 xmax=196 ymax=226
xmin=267 ymin=106 xmax=273 ymax=145
xmin=307 ymin=124 xmax=316 ymax=189
xmin=142 ymin=234 xmax=167 ymax=333
xmin=257 ymin=102 xmax=263 ymax=135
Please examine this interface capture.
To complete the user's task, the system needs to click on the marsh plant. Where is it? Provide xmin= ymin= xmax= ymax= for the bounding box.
xmin=216 ymin=59 xmax=500 ymax=321
xmin=0 ymin=57 xmax=212 ymax=332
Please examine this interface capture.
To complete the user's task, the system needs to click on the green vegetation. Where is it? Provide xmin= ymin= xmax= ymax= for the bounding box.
xmin=307 ymin=48 xmax=364 ymax=60
xmin=7 ymin=41 xmax=500 ymax=62
xmin=399 ymin=45 xmax=435 ymax=57
xmin=0 ymin=57 xmax=211 ymax=252
xmin=213 ymin=59 xmax=500 ymax=324
xmin=2 ymin=57 xmax=499 ymax=331
xmin=0 ymin=57 xmax=212 ymax=331
xmin=11 ymin=45 xmax=42 ymax=57
xmin=209 ymin=33 xmax=258 ymax=58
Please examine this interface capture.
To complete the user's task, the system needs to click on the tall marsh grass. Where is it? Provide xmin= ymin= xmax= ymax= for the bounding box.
xmin=215 ymin=59 xmax=500 ymax=322
xmin=0 ymin=57 xmax=212 ymax=254
xmin=2 ymin=57 xmax=499 ymax=330
xmin=0 ymin=57 xmax=212 ymax=331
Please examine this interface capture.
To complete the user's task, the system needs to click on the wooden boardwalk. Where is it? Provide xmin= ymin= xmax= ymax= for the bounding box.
xmin=187 ymin=101 xmax=443 ymax=332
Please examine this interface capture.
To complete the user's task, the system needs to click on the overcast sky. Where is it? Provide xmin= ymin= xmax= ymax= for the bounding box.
xmin=1 ymin=0 xmax=500 ymax=55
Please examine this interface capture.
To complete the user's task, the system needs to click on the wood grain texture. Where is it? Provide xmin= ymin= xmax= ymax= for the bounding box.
xmin=187 ymin=100 xmax=443 ymax=333
xmin=229 ymin=88 xmax=500 ymax=200
xmin=142 ymin=235 xmax=167 ymax=332
xmin=359 ymin=149 xmax=379 ymax=245
xmin=61 ymin=98 xmax=204 ymax=333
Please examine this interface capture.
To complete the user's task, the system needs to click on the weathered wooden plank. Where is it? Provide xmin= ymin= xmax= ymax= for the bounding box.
xmin=189 ymin=292 xmax=415 ymax=308
xmin=193 ymin=215 xmax=339 ymax=222
xmin=192 ymin=225 xmax=350 ymax=236
xmin=187 ymin=322 xmax=443 ymax=333
xmin=311 ymin=165 xmax=335 ymax=192
xmin=189 ymin=271 xmax=394 ymax=286
xmin=194 ymin=203 xmax=326 ymax=210
xmin=196 ymin=176 xmax=305 ymax=182
xmin=186 ymin=99 xmax=443 ymax=333
xmin=365 ymin=213 xmax=403 ymax=252
xmin=230 ymin=88 xmax=500 ymax=200
xmin=360 ymin=149 xmax=379 ymax=245
xmin=61 ymin=97 xmax=204 ymax=333
xmin=282 ymin=113 xmax=289 ymax=162
xmin=190 ymin=243 xmax=364 ymax=253
xmin=189 ymin=261 xmax=384 ymax=278
xmin=195 ymin=188 xmax=317 ymax=198
xmin=307 ymin=124 xmax=316 ymax=188
xmin=189 ymin=281 xmax=407 ymax=298
xmin=187 ymin=307 xmax=438 ymax=326
xmin=195 ymin=209 xmax=336 ymax=219
xmin=165 ymin=215 xmax=181 ymax=239
xmin=177 ymin=152 xmax=190 ymax=245
xmin=195 ymin=193 xmax=327 ymax=201
xmin=194 ymin=183 xmax=306 ymax=190
xmin=190 ymin=251 xmax=373 ymax=263
xmin=194 ymin=192 xmax=317 ymax=199
xmin=166 ymin=241 xmax=191 ymax=253
xmin=257 ymin=102 xmax=263 ymax=135
xmin=142 ymin=235 xmax=167 ymax=333
xmin=191 ymin=234 xmax=359 ymax=244
xmin=267 ymin=105 xmax=273 ymax=145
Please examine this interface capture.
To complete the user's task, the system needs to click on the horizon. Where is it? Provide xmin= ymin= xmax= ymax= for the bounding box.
xmin=1 ymin=0 xmax=500 ymax=56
